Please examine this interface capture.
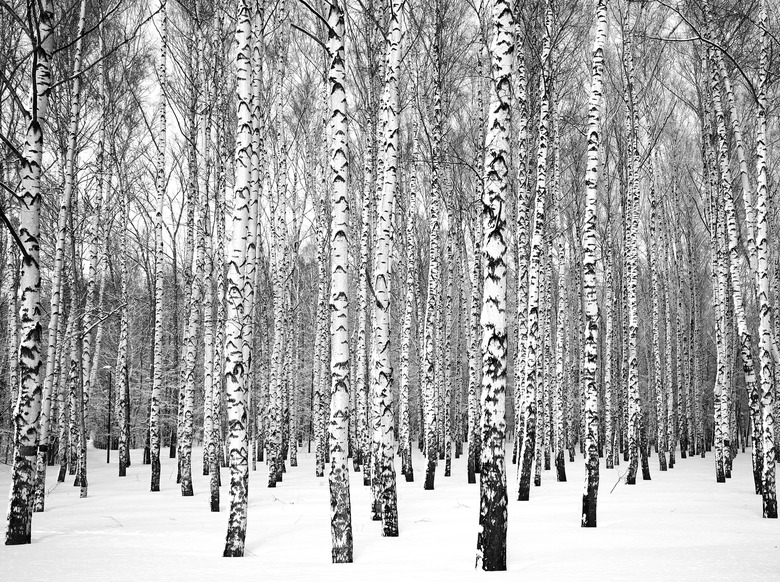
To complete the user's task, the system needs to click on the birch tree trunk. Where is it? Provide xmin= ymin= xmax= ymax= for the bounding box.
xmin=555 ymin=225 xmax=568 ymax=481
xmin=32 ymin=0 xmax=86 ymax=513
xmin=117 ymin=183 xmax=131 ymax=478
xmin=370 ymin=0 xmax=402 ymax=536
xmin=709 ymin=46 xmax=762 ymax=490
xmin=150 ymin=0 xmax=168 ymax=494
xmin=468 ymin=54 xmax=486 ymax=484
xmin=326 ymin=0 xmax=354 ymax=561
xmin=444 ymin=234 xmax=455 ymax=477
xmin=650 ymin=164 xmax=666 ymax=473
xmin=580 ymin=0 xmax=606 ymax=527
xmin=468 ymin=195 xmax=484 ymax=485
xmin=623 ymin=30 xmax=642 ymax=486
xmin=56 ymin=308 xmax=71 ymax=483
xmin=180 ymin=143 xmax=206 ymax=497
xmin=355 ymin=129 xmax=372 ymax=483
xmin=518 ymin=0 xmax=551 ymax=502
xmin=755 ymin=0 xmax=776 ymax=518
xmin=223 ymin=0 xmax=252 ymax=556
xmin=664 ymin=227 xmax=675 ymax=469
xmin=512 ymin=17 xmax=529 ymax=467
xmin=475 ymin=0 xmax=512 ymax=570
xmin=399 ymin=120 xmax=419 ymax=482
xmin=423 ymin=6 xmax=443 ymax=491
xmin=604 ymin=238 xmax=615 ymax=469
xmin=5 ymin=0 xmax=55 ymax=545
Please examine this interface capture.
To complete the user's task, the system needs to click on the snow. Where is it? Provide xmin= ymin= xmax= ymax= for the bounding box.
xmin=1 ymin=445 xmax=778 ymax=581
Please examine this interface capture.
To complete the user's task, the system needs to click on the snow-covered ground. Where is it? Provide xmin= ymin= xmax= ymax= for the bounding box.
xmin=1 ymin=444 xmax=777 ymax=581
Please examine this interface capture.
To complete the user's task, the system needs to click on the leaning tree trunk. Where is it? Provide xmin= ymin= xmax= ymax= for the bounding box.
xmin=223 ymin=0 xmax=252 ymax=556
xmin=5 ymin=0 xmax=55 ymax=546
xmin=475 ymin=0 xmax=512 ymax=571
xmin=709 ymin=46 xmax=762 ymax=490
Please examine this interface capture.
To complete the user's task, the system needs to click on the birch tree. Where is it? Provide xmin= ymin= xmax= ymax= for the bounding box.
xmin=399 ymin=120 xmax=420 ymax=481
xmin=223 ymin=0 xmax=252 ymax=556
xmin=326 ymin=0 xmax=354 ymax=561
xmin=32 ymin=0 xmax=87 ymax=513
xmin=581 ymin=0 xmax=606 ymax=527
xmin=475 ymin=0 xmax=512 ymax=570
xmin=370 ymin=0 xmax=402 ymax=536
xmin=518 ymin=0 xmax=552 ymax=502
xmin=5 ymin=0 xmax=55 ymax=546
xmin=149 ymin=0 xmax=168 ymax=494
xmin=755 ymin=0 xmax=776 ymax=519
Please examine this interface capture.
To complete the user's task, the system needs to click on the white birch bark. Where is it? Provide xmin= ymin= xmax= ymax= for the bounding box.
xmin=476 ymin=0 xmax=512 ymax=569
xmin=149 ymin=0 xmax=168 ymax=493
xmin=649 ymin=162 xmax=666 ymax=473
xmin=709 ymin=46 xmax=761 ymax=486
xmin=326 ymin=0 xmax=354 ymax=560
xmin=581 ymin=0 xmax=606 ymax=526
xmin=5 ymin=0 xmax=55 ymax=545
xmin=223 ymin=0 xmax=252 ymax=555
xmin=370 ymin=0 xmax=402 ymax=536
xmin=468 ymin=55 xmax=486 ymax=484
xmin=755 ymin=0 xmax=776 ymax=518
xmin=518 ymin=0 xmax=551 ymax=502
xmin=512 ymin=19 xmax=529 ymax=466
xmin=423 ymin=12 xmax=444 ymax=490
xmin=623 ymin=30 xmax=642 ymax=485
xmin=117 ymin=183 xmax=130 ymax=478
xmin=32 ymin=0 xmax=86 ymax=513
xmin=399 ymin=120 xmax=419 ymax=481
